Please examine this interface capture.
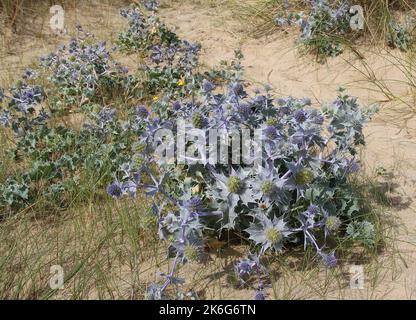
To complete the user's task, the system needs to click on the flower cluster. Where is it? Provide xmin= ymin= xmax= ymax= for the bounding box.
xmin=118 ymin=3 xmax=178 ymax=53
xmin=40 ymin=26 xmax=130 ymax=112
xmin=387 ymin=19 xmax=414 ymax=51
xmin=0 ymin=2 xmax=379 ymax=300
xmin=108 ymin=74 xmax=377 ymax=298
xmin=0 ymin=32 xmax=135 ymax=213
xmin=118 ymin=3 xmax=202 ymax=97
xmin=276 ymin=1 xmax=416 ymax=60
xmin=276 ymin=0 xmax=353 ymax=61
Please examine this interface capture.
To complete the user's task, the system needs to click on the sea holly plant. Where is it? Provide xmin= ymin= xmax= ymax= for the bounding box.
xmin=276 ymin=0 xmax=353 ymax=61
xmin=0 ymin=33 xmax=137 ymax=214
xmin=387 ymin=19 xmax=415 ymax=52
xmin=40 ymin=26 xmax=133 ymax=113
xmin=118 ymin=1 xmax=178 ymax=54
xmin=0 ymin=1 xmax=380 ymax=300
xmin=275 ymin=1 xmax=416 ymax=60
xmin=118 ymin=2 xmax=206 ymax=99
xmin=0 ymin=2 xmax=211 ymax=215
xmin=107 ymin=71 xmax=377 ymax=298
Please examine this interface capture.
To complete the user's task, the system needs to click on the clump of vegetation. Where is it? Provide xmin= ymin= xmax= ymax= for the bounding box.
xmin=234 ymin=0 xmax=416 ymax=61
xmin=387 ymin=19 xmax=415 ymax=51
xmin=277 ymin=0 xmax=353 ymax=61
xmin=0 ymin=0 xmax=387 ymax=300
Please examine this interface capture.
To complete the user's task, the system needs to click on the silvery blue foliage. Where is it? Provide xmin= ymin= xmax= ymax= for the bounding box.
xmin=118 ymin=4 xmax=202 ymax=97
xmin=118 ymin=4 xmax=179 ymax=53
xmin=143 ymin=0 xmax=160 ymax=12
xmin=108 ymin=72 xmax=376 ymax=298
xmin=0 ymin=2 xmax=379 ymax=300
xmin=40 ymin=27 xmax=129 ymax=110
xmin=387 ymin=20 xmax=414 ymax=51
xmin=275 ymin=0 xmax=352 ymax=60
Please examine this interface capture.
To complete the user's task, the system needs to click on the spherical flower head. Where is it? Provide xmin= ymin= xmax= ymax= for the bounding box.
xmin=264 ymin=126 xmax=279 ymax=140
xmin=183 ymin=245 xmax=199 ymax=262
xmin=106 ymin=182 xmax=122 ymax=198
xmin=261 ymin=180 xmax=274 ymax=195
xmin=326 ymin=216 xmax=341 ymax=232
xmin=144 ymin=0 xmax=160 ymax=12
xmin=136 ymin=105 xmax=149 ymax=118
xmin=229 ymin=82 xmax=246 ymax=97
xmin=309 ymin=144 xmax=321 ymax=157
xmin=185 ymin=197 xmax=203 ymax=213
xmin=307 ymin=204 xmax=319 ymax=216
xmin=237 ymin=103 xmax=251 ymax=116
xmin=172 ymin=101 xmax=181 ymax=111
xmin=133 ymin=142 xmax=147 ymax=153
xmin=146 ymin=283 xmax=163 ymax=300
xmin=275 ymin=16 xmax=287 ymax=27
xmin=227 ymin=176 xmax=242 ymax=194
xmin=294 ymin=169 xmax=314 ymax=185
xmin=266 ymin=118 xmax=278 ymax=126
xmin=265 ymin=228 xmax=283 ymax=244
xmin=23 ymin=68 xmax=36 ymax=79
xmin=133 ymin=154 xmax=145 ymax=167
xmin=294 ymin=109 xmax=307 ymax=123
xmin=192 ymin=112 xmax=206 ymax=129
xmin=202 ymin=79 xmax=215 ymax=93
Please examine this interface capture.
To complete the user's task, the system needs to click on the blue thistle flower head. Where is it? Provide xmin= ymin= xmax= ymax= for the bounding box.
xmin=264 ymin=125 xmax=279 ymax=140
xmin=184 ymin=196 xmax=204 ymax=214
xmin=202 ymin=79 xmax=215 ymax=93
xmin=170 ymin=233 xmax=204 ymax=264
xmin=246 ymin=214 xmax=292 ymax=253
xmin=294 ymin=109 xmax=308 ymax=123
xmin=98 ymin=108 xmax=116 ymax=124
xmin=106 ymin=182 xmax=123 ymax=198
xmin=229 ymin=82 xmax=247 ymax=98
xmin=136 ymin=105 xmax=149 ymax=118
xmin=234 ymin=254 xmax=264 ymax=284
xmin=307 ymin=204 xmax=319 ymax=216
xmin=146 ymin=283 xmax=163 ymax=300
xmin=172 ymin=101 xmax=182 ymax=111
xmin=235 ymin=259 xmax=254 ymax=280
